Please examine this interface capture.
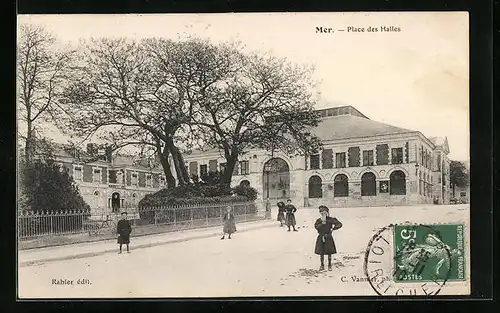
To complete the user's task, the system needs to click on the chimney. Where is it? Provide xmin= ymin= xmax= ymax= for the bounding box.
xmin=105 ymin=145 xmax=113 ymax=163
xmin=87 ymin=143 xmax=96 ymax=155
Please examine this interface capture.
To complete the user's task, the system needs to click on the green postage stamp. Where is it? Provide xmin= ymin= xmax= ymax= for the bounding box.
xmin=393 ymin=224 xmax=466 ymax=283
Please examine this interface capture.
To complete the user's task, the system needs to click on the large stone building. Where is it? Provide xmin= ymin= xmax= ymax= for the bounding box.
xmin=50 ymin=105 xmax=452 ymax=211
xmin=51 ymin=144 xmax=165 ymax=215
xmin=182 ymin=105 xmax=452 ymax=207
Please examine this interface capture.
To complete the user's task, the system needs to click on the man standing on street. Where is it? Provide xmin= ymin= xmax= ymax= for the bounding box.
xmin=284 ymin=199 xmax=298 ymax=232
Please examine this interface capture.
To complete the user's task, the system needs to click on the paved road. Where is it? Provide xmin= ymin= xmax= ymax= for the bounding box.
xmin=18 ymin=205 xmax=470 ymax=298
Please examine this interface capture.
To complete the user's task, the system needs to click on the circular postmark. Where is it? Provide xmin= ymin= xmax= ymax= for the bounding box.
xmin=363 ymin=223 xmax=454 ymax=296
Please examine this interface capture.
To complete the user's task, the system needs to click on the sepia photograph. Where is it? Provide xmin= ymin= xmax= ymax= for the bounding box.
xmin=16 ymin=12 xmax=470 ymax=298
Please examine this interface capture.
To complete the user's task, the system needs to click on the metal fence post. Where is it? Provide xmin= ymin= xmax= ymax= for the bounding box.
xmin=81 ymin=211 xmax=84 ymax=233
xmin=244 ymin=202 xmax=248 ymax=222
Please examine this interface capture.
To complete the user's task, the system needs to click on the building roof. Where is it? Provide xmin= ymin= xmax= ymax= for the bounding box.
xmin=428 ymin=136 xmax=450 ymax=154
xmin=312 ymin=114 xmax=416 ymax=142
xmin=186 ymin=105 xmax=419 ymax=155
xmin=49 ymin=142 xmax=163 ymax=170
xmin=315 ymin=105 xmax=369 ymax=119
xmin=428 ymin=137 xmax=445 ymax=146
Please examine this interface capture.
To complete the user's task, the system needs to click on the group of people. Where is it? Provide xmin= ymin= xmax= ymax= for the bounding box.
xmin=276 ymin=199 xmax=298 ymax=231
xmin=115 ymin=206 xmax=238 ymax=252
xmin=116 ymin=199 xmax=343 ymax=271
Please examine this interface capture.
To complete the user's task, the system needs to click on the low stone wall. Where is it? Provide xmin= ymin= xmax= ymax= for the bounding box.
xmin=306 ymin=195 xmax=411 ymax=208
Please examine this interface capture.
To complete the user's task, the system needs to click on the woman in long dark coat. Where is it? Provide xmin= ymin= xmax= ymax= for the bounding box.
xmin=314 ymin=206 xmax=342 ymax=271
xmin=284 ymin=199 xmax=298 ymax=232
xmin=276 ymin=202 xmax=286 ymax=227
xmin=117 ymin=212 xmax=132 ymax=253
xmin=221 ymin=206 xmax=236 ymax=239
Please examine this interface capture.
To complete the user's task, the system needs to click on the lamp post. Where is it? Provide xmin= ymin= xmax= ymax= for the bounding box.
xmin=414 ymin=163 xmax=420 ymax=196
xmin=264 ymin=163 xmax=271 ymax=218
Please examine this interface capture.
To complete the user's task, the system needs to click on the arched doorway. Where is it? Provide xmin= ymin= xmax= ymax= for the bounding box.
xmin=111 ymin=192 xmax=121 ymax=213
xmin=93 ymin=190 xmax=103 ymax=209
xmin=263 ymin=158 xmax=290 ymax=200
xmin=390 ymin=170 xmax=407 ymax=195
xmin=334 ymin=174 xmax=349 ymax=197
xmin=131 ymin=193 xmax=137 ymax=208
xmin=361 ymin=172 xmax=376 ymax=196
xmin=308 ymin=175 xmax=323 ymax=198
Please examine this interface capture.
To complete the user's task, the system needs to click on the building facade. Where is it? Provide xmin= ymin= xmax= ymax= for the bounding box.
xmin=51 ymin=105 xmax=452 ymax=210
xmin=182 ymin=105 xmax=452 ymax=207
xmin=52 ymin=145 xmax=166 ymax=215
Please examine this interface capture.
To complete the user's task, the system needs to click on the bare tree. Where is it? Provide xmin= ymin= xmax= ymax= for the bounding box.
xmin=60 ymin=37 xmax=237 ymax=188
xmin=144 ymin=37 xmax=244 ymax=185
xmin=17 ymin=24 xmax=75 ymax=163
xmin=190 ymin=52 xmax=322 ymax=187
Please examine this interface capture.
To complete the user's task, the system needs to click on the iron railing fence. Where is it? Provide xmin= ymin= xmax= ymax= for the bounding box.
xmin=18 ymin=201 xmax=269 ymax=239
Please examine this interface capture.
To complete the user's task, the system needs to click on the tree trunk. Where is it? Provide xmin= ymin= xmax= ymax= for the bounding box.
xmin=167 ymin=146 xmax=188 ymax=186
xmin=158 ymin=149 xmax=176 ymax=189
xmin=165 ymin=136 xmax=190 ymax=186
xmin=222 ymin=152 xmax=238 ymax=188
xmin=172 ymin=146 xmax=190 ymax=183
xmin=25 ymin=117 xmax=33 ymax=164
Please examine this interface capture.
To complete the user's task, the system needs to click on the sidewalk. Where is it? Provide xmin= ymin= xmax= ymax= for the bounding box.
xmin=18 ymin=219 xmax=277 ymax=267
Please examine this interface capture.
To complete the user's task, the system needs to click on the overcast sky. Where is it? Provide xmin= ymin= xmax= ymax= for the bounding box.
xmin=18 ymin=12 xmax=469 ymax=161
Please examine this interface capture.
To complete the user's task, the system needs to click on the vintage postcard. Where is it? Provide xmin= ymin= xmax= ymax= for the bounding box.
xmin=16 ymin=12 xmax=470 ymax=298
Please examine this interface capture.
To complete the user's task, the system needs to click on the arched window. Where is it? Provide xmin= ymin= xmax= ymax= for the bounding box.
xmin=361 ymin=172 xmax=376 ymax=196
xmin=334 ymin=174 xmax=349 ymax=197
xmin=111 ymin=192 xmax=121 ymax=212
xmin=390 ymin=170 xmax=406 ymax=195
xmin=308 ymin=175 xmax=323 ymax=198
xmin=240 ymin=180 xmax=250 ymax=187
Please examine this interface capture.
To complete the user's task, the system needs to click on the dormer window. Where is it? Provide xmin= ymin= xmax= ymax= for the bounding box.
xmin=131 ymin=173 xmax=138 ymax=186
xmin=73 ymin=166 xmax=82 ymax=180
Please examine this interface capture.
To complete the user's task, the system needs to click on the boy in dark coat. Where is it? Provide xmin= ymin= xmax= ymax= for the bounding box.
xmin=276 ymin=202 xmax=286 ymax=227
xmin=221 ymin=206 xmax=237 ymax=239
xmin=314 ymin=206 xmax=342 ymax=271
xmin=284 ymin=199 xmax=298 ymax=232
xmin=117 ymin=212 xmax=132 ymax=253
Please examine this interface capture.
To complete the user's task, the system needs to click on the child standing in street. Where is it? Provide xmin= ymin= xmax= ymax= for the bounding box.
xmin=221 ymin=206 xmax=236 ymax=240
xmin=314 ymin=206 xmax=342 ymax=271
xmin=284 ymin=199 xmax=298 ymax=232
xmin=117 ymin=212 xmax=132 ymax=254
xmin=276 ymin=201 xmax=286 ymax=227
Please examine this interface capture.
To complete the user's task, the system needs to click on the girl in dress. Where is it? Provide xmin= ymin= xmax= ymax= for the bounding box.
xmin=284 ymin=199 xmax=298 ymax=232
xmin=314 ymin=206 xmax=342 ymax=271
xmin=276 ymin=201 xmax=286 ymax=227
xmin=221 ymin=206 xmax=237 ymax=239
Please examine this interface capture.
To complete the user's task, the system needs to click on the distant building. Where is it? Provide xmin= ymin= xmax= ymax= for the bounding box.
xmin=50 ymin=144 xmax=166 ymax=215
xmin=182 ymin=105 xmax=452 ymax=207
